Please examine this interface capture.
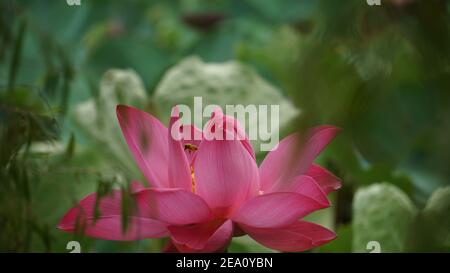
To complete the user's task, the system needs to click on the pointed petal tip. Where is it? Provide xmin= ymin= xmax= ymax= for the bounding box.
xmin=330 ymin=125 xmax=343 ymax=136
xmin=116 ymin=104 xmax=130 ymax=115
xmin=56 ymin=216 xmax=76 ymax=232
xmin=312 ymin=197 xmax=331 ymax=210
xmin=116 ymin=104 xmax=135 ymax=124
xmin=320 ymin=196 xmax=331 ymax=209
xmin=311 ymin=124 xmax=343 ymax=135
xmin=56 ymin=224 xmax=73 ymax=232
xmin=322 ymin=197 xmax=331 ymax=208
xmin=312 ymin=231 xmax=337 ymax=247
xmin=57 ymin=208 xmax=76 ymax=231
xmin=116 ymin=104 xmax=145 ymax=118
xmin=333 ymin=182 xmax=342 ymax=191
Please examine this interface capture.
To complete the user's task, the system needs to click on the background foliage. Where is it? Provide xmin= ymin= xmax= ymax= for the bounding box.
xmin=1 ymin=0 xmax=449 ymax=252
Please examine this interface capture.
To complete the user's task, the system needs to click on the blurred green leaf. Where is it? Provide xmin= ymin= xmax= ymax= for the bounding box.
xmin=352 ymin=183 xmax=417 ymax=252
xmin=65 ymin=133 xmax=76 ymax=159
xmin=413 ymin=187 xmax=450 ymax=251
xmin=8 ymin=19 xmax=26 ymax=90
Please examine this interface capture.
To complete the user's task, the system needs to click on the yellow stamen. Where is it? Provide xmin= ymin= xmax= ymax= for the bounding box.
xmin=190 ymin=166 xmax=196 ymax=193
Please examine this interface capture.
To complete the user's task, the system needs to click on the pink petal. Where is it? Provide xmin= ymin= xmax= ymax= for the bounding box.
xmin=58 ymin=190 xmax=168 ymax=240
xmin=232 ymin=192 xmax=329 ymax=228
xmin=295 ymin=126 xmax=341 ymax=174
xmin=194 ymin=138 xmax=259 ymax=217
xmin=203 ymin=108 xmax=255 ymax=159
xmin=260 ymin=126 xmax=341 ymax=192
xmin=305 ymin=164 xmax=341 ymax=194
xmin=240 ymin=220 xmax=336 ymax=252
xmin=117 ymin=105 xmax=170 ymax=188
xmin=169 ymin=220 xmax=233 ymax=252
xmin=275 ymin=175 xmax=330 ymax=207
xmin=259 ymin=133 xmax=298 ymax=192
xmin=167 ymin=107 xmax=193 ymax=190
xmin=134 ymin=188 xmax=212 ymax=225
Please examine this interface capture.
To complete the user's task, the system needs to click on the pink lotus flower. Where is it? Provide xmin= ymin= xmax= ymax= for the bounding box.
xmin=58 ymin=105 xmax=341 ymax=252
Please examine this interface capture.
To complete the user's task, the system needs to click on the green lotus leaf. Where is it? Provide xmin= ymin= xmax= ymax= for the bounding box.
xmin=352 ymin=183 xmax=417 ymax=252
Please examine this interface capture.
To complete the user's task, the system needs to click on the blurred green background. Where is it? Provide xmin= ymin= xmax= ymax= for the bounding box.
xmin=1 ymin=0 xmax=450 ymax=252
